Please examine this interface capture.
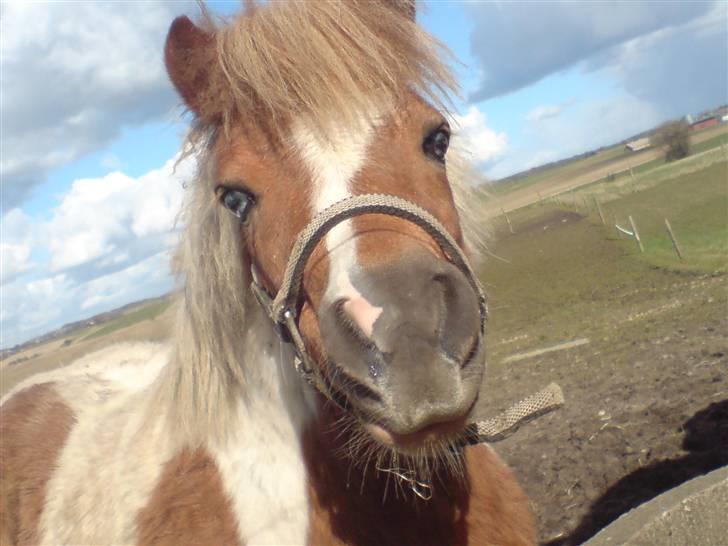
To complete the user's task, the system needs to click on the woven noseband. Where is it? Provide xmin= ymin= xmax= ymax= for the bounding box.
xmin=250 ymin=193 xmax=488 ymax=385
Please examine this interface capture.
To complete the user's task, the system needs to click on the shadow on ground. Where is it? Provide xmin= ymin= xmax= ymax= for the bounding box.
xmin=545 ymin=399 xmax=728 ymax=546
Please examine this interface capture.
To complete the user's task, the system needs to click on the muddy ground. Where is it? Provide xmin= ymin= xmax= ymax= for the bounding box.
xmin=476 ymin=209 xmax=727 ymax=544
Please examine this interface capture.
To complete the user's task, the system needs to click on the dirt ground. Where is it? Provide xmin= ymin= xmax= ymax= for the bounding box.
xmin=476 ymin=210 xmax=727 ymax=544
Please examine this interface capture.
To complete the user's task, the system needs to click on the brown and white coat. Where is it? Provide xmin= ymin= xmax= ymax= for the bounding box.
xmin=1 ymin=2 xmax=536 ymax=545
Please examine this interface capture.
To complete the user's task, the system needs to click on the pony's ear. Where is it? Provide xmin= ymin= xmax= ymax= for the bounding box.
xmin=165 ymin=16 xmax=220 ymax=120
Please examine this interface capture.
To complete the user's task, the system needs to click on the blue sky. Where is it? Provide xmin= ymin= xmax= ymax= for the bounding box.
xmin=2 ymin=0 xmax=726 ymax=348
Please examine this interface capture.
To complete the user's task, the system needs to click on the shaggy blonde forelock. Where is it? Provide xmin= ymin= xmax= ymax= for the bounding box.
xmin=210 ymin=1 xmax=456 ymax=135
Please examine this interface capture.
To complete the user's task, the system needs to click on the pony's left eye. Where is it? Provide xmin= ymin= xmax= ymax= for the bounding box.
xmin=423 ymin=127 xmax=450 ymax=163
xmin=219 ymin=188 xmax=255 ymax=223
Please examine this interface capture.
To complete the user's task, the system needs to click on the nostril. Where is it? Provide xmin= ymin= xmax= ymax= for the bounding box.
xmin=327 ymin=360 xmax=382 ymax=403
xmin=432 ymin=273 xmax=455 ymax=351
xmin=338 ymin=295 xmax=383 ymax=339
xmin=432 ymin=271 xmax=480 ymax=365
xmin=460 ymin=337 xmax=479 ymax=369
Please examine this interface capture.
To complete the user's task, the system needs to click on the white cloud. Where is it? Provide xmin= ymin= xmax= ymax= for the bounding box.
xmin=593 ymin=3 xmax=728 ymax=119
xmin=1 ymin=274 xmax=73 ymax=343
xmin=525 ymin=105 xmax=563 ymax=122
xmin=451 ymin=106 xmax=508 ymax=165
xmin=79 ymin=251 xmax=172 ymax=311
xmin=0 ymin=209 xmax=37 ymax=284
xmin=487 ymin=93 xmax=662 ymax=180
xmin=47 ymin=155 xmax=194 ymax=273
xmin=465 ymin=1 xmax=718 ymax=102
xmin=1 ymin=153 xmax=196 ymax=347
xmin=1 ymin=244 xmax=33 ymax=285
xmin=1 ymin=253 xmax=175 ymax=347
xmin=465 ymin=1 xmax=726 ymax=178
xmin=1 ymin=1 xmax=196 ymax=210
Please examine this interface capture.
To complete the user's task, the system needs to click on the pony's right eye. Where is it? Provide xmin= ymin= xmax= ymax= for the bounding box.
xmin=219 ymin=188 xmax=255 ymax=223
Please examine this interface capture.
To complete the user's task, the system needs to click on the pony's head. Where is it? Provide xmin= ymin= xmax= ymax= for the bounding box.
xmin=165 ymin=1 xmax=486 ymax=457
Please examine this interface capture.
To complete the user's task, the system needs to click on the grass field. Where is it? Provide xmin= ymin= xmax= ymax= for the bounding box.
xmin=590 ymin=129 xmax=728 ymax=184
xmin=547 ymin=151 xmax=728 ymax=273
xmin=490 ymin=143 xmax=633 ymax=195
xmin=0 ymin=298 xmax=175 ymax=396
xmin=82 ymin=299 xmax=173 ymax=341
xmin=603 ymin=161 xmax=727 ymax=272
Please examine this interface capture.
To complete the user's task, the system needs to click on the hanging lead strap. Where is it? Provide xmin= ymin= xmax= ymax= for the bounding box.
xmin=466 ymin=382 xmax=565 ymax=444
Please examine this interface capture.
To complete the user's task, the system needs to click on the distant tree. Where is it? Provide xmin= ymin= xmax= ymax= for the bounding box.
xmin=651 ymin=120 xmax=691 ymax=162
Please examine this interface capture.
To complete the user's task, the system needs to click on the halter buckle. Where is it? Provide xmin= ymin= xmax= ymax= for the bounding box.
xmin=250 ymin=280 xmax=292 ymax=343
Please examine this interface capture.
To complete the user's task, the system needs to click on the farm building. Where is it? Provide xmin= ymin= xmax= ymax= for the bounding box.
xmin=690 ymin=116 xmax=720 ymax=131
xmin=625 ymin=137 xmax=651 ymax=152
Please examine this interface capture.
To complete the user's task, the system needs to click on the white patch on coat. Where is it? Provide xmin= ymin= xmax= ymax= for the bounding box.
xmin=291 ymin=109 xmax=384 ymax=318
xmin=210 ymin=307 xmax=315 ymax=545
xmin=0 ymin=342 xmax=167 ymax=406
xmin=25 ymin=319 xmax=316 ymax=545
xmin=36 ymin=342 xmax=173 ymax=545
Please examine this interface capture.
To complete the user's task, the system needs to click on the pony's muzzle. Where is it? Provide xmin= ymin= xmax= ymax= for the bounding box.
xmin=319 ymin=249 xmax=485 ymax=440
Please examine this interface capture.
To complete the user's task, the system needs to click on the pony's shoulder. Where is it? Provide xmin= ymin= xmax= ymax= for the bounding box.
xmin=1 ymin=341 xmax=171 ymax=408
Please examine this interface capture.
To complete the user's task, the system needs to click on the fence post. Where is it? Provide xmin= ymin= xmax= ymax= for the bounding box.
xmin=630 ymin=168 xmax=637 ymax=193
xmin=629 ymin=215 xmax=644 ymax=253
xmin=594 ymin=198 xmax=606 ymax=225
xmin=664 ymin=218 xmax=684 ymax=260
xmin=501 ymin=208 xmax=514 ymax=234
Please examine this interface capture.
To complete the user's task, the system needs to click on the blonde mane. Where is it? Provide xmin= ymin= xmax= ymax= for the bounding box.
xmin=159 ymin=1 xmax=487 ymax=446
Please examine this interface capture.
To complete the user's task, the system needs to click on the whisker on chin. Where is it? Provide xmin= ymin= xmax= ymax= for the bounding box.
xmin=328 ymin=408 xmax=469 ymax=502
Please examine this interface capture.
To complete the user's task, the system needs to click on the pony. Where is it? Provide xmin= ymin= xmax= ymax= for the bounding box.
xmin=0 ymin=2 xmax=536 ymax=544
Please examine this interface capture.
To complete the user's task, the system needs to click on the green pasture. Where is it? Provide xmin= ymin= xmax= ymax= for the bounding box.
xmin=482 ymin=204 xmax=647 ymax=350
xmin=602 ymin=162 xmax=727 ymax=273
xmin=83 ymin=299 xmax=173 ymax=341
xmin=552 ymin=152 xmax=727 ymax=273
xmin=481 ymin=159 xmax=726 ymax=358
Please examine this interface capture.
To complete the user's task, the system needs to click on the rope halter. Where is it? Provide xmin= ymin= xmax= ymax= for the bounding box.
xmin=250 ymin=193 xmax=488 ymax=389
xmin=248 ymin=193 xmax=563 ymax=458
